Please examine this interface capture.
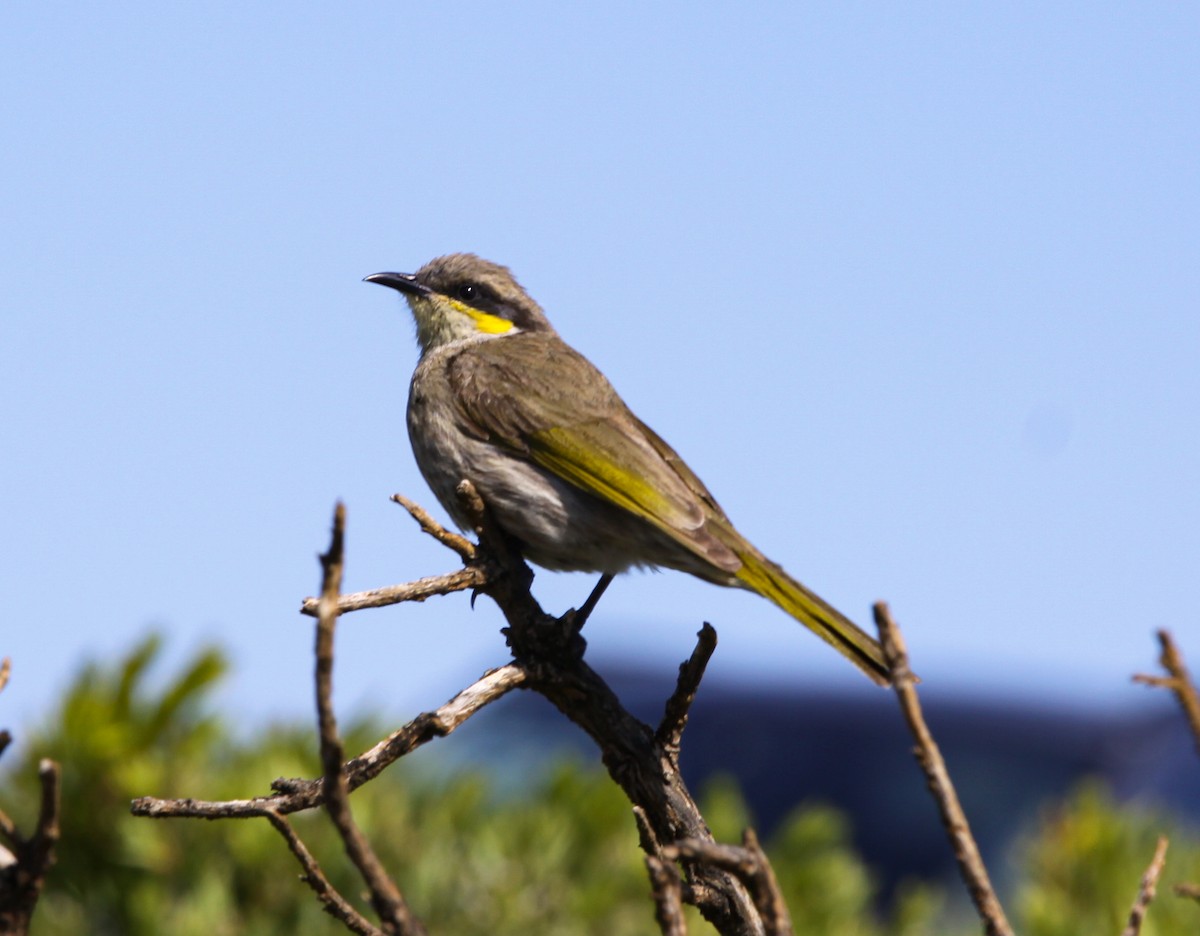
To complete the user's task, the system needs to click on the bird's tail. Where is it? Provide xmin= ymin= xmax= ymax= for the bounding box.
xmin=735 ymin=550 xmax=892 ymax=686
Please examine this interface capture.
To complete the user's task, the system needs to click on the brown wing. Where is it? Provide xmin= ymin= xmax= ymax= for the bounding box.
xmin=445 ymin=334 xmax=741 ymax=572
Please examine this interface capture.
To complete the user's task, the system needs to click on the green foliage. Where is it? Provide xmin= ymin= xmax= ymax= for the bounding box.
xmin=5 ymin=636 xmax=657 ymax=935
xmin=1015 ymin=782 xmax=1200 ymax=936
xmin=365 ymin=761 xmax=653 ymax=934
xmin=696 ymin=775 xmax=950 ymax=935
xmin=4 ymin=635 xmax=1199 ymax=935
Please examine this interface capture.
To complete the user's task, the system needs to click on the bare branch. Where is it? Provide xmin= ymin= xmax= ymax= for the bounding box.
xmin=0 ymin=786 xmax=59 ymax=928
xmin=313 ymin=503 xmax=425 ymax=936
xmin=299 ymin=491 xmax=485 ymax=616
xmin=739 ymin=830 xmax=790 ymax=936
xmin=274 ymin=662 xmax=528 ymax=797
xmin=300 ymin=567 xmax=486 ymax=617
xmin=0 ymin=658 xmax=10 ymax=765
xmin=645 ymin=854 xmax=688 ymax=936
xmin=512 ymin=670 xmax=755 ymax=921
xmin=1121 ymin=836 xmax=1169 ymax=936
xmin=1174 ymin=882 xmax=1200 ymax=902
xmin=1133 ymin=630 xmax=1200 ymax=756
xmin=132 ymin=663 xmax=526 ymax=819
xmin=634 ymin=804 xmax=702 ymax=913
xmin=391 ymin=493 xmax=476 ymax=561
xmin=567 ymin=573 xmax=614 ymax=633
xmin=430 ymin=483 xmax=764 ymax=935
xmin=263 ymin=809 xmax=383 ymax=936
xmin=0 ymin=654 xmax=61 ymax=936
xmin=26 ymin=760 xmax=60 ymax=876
xmin=0 ymin=806 xmax=16 ymax=848
xmin=657 ymin=624 xmax=717 ymax=756
xmin=632 ymin=806 xmax=661 ymax=856
xmin=0 ymin=770 xmax=60 ymax=935
xmin=521 ymin=656 xmax=761 ymax=933
xmin=130 ymin=794 xmax=288 ymax=821
xmin=873 ymin=602 xmax=1014 ymax=936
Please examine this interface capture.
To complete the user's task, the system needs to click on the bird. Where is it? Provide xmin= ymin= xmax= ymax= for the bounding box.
xmin=365 ymin=254 xmax=891 ymax=686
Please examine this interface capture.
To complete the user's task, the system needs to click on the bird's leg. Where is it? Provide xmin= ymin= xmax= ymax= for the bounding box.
xmin=568 ymin=573 xmax=614 ymax=635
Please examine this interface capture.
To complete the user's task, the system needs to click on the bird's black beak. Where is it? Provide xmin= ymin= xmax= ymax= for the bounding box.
xmin=363 ymin=272 xmax=431 ymax=297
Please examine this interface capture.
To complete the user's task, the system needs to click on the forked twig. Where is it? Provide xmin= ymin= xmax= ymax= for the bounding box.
xmin=1133 ymin=629 xmax=1200 ymax=757
xmin=390 ymin=493 xmax=476 ymax=560
xmin=665 ymin=829 xmax=792 ymax=936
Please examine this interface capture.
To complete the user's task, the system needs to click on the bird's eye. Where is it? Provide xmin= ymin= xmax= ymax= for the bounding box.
xmin=456 ymin=284 xmax=478 ymax=301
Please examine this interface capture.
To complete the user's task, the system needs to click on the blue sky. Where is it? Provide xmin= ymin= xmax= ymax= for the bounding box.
xmin=2 ymin=3 xmax=1197 ymax=731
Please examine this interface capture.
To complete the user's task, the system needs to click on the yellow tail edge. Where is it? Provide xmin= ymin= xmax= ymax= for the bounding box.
xmin=736 ymin=552 xmax=892 ymax=687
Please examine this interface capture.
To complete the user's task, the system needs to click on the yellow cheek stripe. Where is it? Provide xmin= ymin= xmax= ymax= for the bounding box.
xmin=448 ymin=298 xmax=514 ymax=334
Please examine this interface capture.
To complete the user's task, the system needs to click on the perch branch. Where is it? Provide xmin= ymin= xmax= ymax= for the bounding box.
xmin=300 ymin=568 xmax=486 ymax=617
xmin=517 ymin=645 xmax=762 ymax=933
xmin=297 ymin=489 xmax=497 ymax=617
xmin=1120 ymin=836 xmax=1169 ymax=936
xmin=873 ymin=602 xmax=1014 ymax=936
xmin=1133 ymin=630 xmax=1200 ymax=757
xmin=140 ymin=490 xmax=770 ymax=935
xmin=443 ymin=480 xmax=764 ymax=935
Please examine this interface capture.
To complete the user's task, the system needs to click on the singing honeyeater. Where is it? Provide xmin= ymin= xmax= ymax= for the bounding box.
xmin=366 ymin=254 xmax=891 ymax=686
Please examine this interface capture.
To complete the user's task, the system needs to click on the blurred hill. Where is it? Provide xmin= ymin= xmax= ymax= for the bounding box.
xmin=444 ymin=664 xmax=1200 ymax=895
xmin=5 ymin=635 xmax=1198 ymax=933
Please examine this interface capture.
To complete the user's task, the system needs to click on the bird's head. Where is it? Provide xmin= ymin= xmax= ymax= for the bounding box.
xmin=366 ymin=253 xmax=554 ymax=352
